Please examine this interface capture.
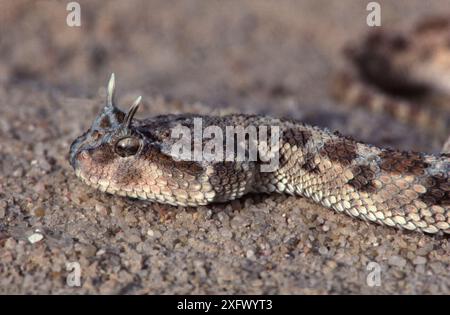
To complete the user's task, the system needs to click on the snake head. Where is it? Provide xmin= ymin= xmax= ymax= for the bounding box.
xmin=69 ymin=74 xmax=211 ymax=206
xmin=69 ymin=74 xmax=148 ymax=195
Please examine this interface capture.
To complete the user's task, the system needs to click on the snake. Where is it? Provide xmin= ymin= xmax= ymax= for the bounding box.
xmin=69 ymin=17 xmax=450 ymax=235
xmin=332 ymin=15 xmax=450 ymax=142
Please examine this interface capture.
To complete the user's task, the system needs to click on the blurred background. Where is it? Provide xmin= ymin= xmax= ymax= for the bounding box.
xmin=1 ymin=0 xmax=449 ymax=152
xmin=0 ymin=0 xmax=446 ymax=106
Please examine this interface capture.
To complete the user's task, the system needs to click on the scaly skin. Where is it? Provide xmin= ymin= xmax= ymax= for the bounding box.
xmin=70 ymin=75 xmax=450 ymax=234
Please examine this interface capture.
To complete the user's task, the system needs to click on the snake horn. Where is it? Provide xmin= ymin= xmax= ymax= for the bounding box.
xmin=106 ymin=73 xmax=116 ymax=109
xmin=93 ymin=73 xmax=125 ymax=129
xmin=124 ymin=96 xmax=142 ymax=128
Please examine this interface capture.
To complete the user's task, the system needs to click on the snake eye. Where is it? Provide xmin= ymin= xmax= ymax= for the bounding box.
xmin=115 ymin=137 xmax=141 ymax=157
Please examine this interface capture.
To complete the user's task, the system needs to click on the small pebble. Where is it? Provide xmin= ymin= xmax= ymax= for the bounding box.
xmin=326 ymin=260 xmax=337 ymax=269
xmin=5 ymin=238 xmax=16 ymax=249
xmin=28 ymin=233 xmax=44 ymax=244
xmin=0 ymin=200 xmax=7 ymax=218
xmin=33 ymin=207 xmax=45 ymax=217
xmin=95 ymin=203 xmax=108 ymax=216
xmin=12 ymin=168 xmax=24 ymax=177
xmin=220 ymin=228 xmax=233 ymax=239
xmin=412 ymin=256 xmax=427 ymax=265
xmin=75 ymin=243 xmax=97 ymax=257
xmin=388 ymin=255 xmax=407 ymax=268
xmin=38 ymin=157 xmax=52 ymax=172
xmin=319 ymin=246 xmax=328 ymax=255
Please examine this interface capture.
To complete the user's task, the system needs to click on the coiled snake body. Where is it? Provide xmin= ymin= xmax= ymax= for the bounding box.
xmin=70 ymin=17 xmax=450 ymax=234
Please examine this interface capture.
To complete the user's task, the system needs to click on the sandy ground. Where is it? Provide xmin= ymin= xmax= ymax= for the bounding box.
xmin=0 ymin=0 xmax=449 ymax=294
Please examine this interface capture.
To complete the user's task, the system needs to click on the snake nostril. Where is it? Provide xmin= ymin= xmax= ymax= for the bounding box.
xmin=79 ymin=151 xmax=89 ymax=160
xmin=70 ymin=150 xmax=89 ymax=170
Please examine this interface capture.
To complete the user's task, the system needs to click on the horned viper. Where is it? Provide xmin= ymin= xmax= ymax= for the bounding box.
xmin=70 ymin=18 xmax=450 ymax=235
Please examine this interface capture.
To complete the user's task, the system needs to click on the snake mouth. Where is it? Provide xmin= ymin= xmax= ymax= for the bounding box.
xmin=74 ymin=169 xmax=121 ymax=197
xmin=74 ymin=169 xmax=98 ymax=189
xmin=69 ymin=142 xmax=80 ymax=169
xmin=73 ymin=168 xmax=212 ymax=207
xmin=69 ymin=130 xmax=90 ymax=169
xmin=74 ymin=168 xmax=149 ymax=201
